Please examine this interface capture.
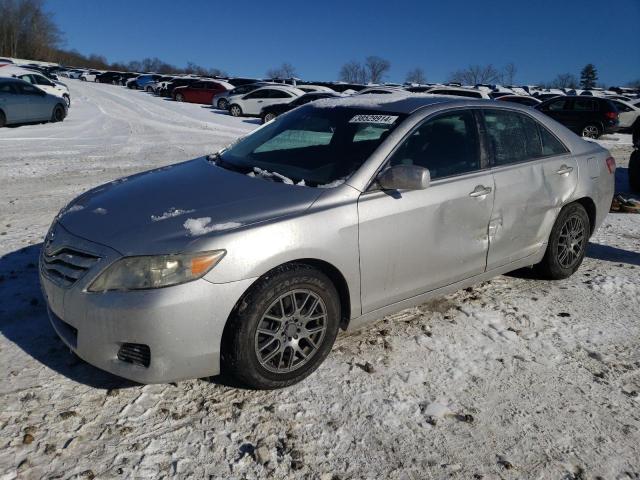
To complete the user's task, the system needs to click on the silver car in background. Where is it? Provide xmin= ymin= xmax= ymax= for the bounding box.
xmin=40 ymin=95 xmax=615 ymax=389
xmin=0 ymin=78 xmax=67 ymax=127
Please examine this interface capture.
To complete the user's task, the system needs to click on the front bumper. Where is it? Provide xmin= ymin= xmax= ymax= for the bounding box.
xmin=39 ymin=223 xmax=256 ymax=383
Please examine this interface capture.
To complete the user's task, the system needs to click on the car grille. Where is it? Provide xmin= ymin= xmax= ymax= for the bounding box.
xmin=42 ymin=247 xmax=100 ymax=288
xmin=118 ymin=343 xmax=151 ymax=368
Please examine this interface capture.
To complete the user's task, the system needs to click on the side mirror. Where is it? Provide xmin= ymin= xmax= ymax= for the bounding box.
xmin=377 ymin=164 xmax=430 ymax=191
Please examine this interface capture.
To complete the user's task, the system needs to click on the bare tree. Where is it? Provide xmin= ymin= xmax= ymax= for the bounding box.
xmin=501 ymin=62 xmax=517 ymax=85
xmin=339 ymin=60 xmax=367 ymax=84
xmin=266 ymin=62 xmax=297 ymax=79
xmin=0 ymin=0 xmax=61 ymax=59
xmin=550 ymin=73 xmax=579 ymax=89
xmin=405 ymin=67 xmax=426 ymax=84
xmin=448 ymin=64 xmax=501 ymax=85
xmin=365 ymin=56 xmax=390 ymax=84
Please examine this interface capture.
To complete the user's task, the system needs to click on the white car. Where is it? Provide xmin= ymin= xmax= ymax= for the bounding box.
xmin=67 ymin=70 xmax=84 ymax=79
xmin=609 ymin=99 xmax=640 ymax=130
xmin=296 ymin=85 xmax=335 ymax=93
xmin=427 ymin=86 xmax=491 ymax=99
xmin=80 ymin=70 xmax=102 ymax=82
xmin=227 ymin=85 xmax=304 ymax=117
xmin=0 ymin=67 xmax=71 ymax=107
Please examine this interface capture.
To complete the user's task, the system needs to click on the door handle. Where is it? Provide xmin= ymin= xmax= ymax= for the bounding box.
xmin=469 ymin=185 xmax=492 ymax=197
xmin=556 ymin=165 xmax=574 ymax=175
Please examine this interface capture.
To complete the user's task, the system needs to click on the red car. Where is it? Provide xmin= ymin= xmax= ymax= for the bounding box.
xmin=172 ymin=80 xmax=230 ymax=104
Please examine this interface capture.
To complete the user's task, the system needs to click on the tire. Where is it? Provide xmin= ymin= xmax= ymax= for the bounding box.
xmin=217 ymin=98 xmax=229 ymax=110
xmin=535 ymin=203 xmax=590 ymax=280
xmin=175 ymin=93 xmax=184 ymax=102
xmin=263 ymin=112 xmax=276 ymax=123
xmin=222 ymin=264 xmax=341 ymax=389
xmin=581 ymin=124 xmax=601 ymax=139
xmin=80 ymin=77 xmax=86 ymax=82
xmin=63 ymin=94 xmax=71 ymax=107
xmin=229 ymin=104 xmax=242 ymax=117
xmin=0 ymin=110 xmax=6 ymax=128
xmin=51 ymin=104 xmax=65 ymax=123
xmin=629 ymin=149 xmax=640 ymax=193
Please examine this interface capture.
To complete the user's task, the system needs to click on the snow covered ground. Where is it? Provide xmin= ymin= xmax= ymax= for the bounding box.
xmin=1 ymin=81 xmax=639 ymax=479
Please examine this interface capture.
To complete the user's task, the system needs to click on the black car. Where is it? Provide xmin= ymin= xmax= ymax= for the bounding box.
xmin=260 ymin=92 xmax=341 ymax=123
xmin=535 ymin=96 xmax=619 ymax=139
xmin=96 ymin=71 xmax=124 ymax=84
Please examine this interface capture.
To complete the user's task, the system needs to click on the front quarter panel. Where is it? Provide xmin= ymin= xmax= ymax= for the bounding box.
xmin=197 ymin=186 xmax=362 ymax=319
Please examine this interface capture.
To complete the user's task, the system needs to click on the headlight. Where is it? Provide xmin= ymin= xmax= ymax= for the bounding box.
xmin=88 ymin=250 xmax=226 ymax=292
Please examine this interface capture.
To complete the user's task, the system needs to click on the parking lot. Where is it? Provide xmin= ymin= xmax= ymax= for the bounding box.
xmin=1 ymin=80 xmax=639 ymax=479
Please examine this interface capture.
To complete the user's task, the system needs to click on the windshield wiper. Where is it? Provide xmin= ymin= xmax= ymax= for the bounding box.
xmin=209 ymin=153 xmax=248 ymax=174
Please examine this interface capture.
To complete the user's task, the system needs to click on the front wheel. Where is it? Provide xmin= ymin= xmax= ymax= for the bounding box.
xmin=535 ymin=203 xmax=590 ymax=279
xmin=175 ymin=93 xmax=184 ymax=102
xmin=263 ymin=112 xmax=276 ymax=123
xmin=63 ymin=94 xmax=71 ymax=107
xmin=581 ymin=124 xmax=601 ymax=139
xmin=222 ymin=265 xmax=341 ymax=389
xmin=229 ymin=104 xmax=242 ymax=117
xmin=51 ymin=104 xmax=65 ymax=123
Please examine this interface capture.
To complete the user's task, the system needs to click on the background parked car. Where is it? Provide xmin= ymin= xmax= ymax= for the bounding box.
xmin=427 ymin=86 xmax=491 ymax=99
xmin=227 ymin=85 xmax=304 ymax=117
xmin=0 ymin=77 xmax=67 ymax=126
xmin=96 ymin=71 xmax=123 ymax=84
xmin=536 ymin=96 xmax=619 ymax=138
xmin=0 ymin=66 xmax=71 ymax=107
xmin=496 ymin=95 xmax=542 ymax=107
xmin=80 ymin=70 xmax=102 ymax=82
xmin=212 ymin=82 xmax=274 ymax=110
xmin=608 ymin=99 xmax=640 ymax=132
xmin=173 ymin=79 xmax=233 ymax=104
xmin=145 ymin=75 xmax=175 ymax=93
xmin=164 ymin=77 xmax=200 ymax=98
xmin=260 ymin=91 xmax=341 ymax=123
xmin=127 ymin=74 xmax=162 ymax=90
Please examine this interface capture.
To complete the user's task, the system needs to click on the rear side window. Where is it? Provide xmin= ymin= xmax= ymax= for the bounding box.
xmin=270 ymin=90 xmax=292 ymax=99
xmin=547 ymin=99 xmax=567 ymax=111
xmin=389 ymin=110 xmax=481 ymax=179
xmin=245 ymin=89 xmax=270 ymax=99
xmin=538 ymin=126 xmax=569 ymax=156
xmin=573 ymin=99 xmax=596 ymax=111
xmin=483 ymin=110 xmax=543 ymax=165
xmin=0 ymin=82 xmax=15 ymax=93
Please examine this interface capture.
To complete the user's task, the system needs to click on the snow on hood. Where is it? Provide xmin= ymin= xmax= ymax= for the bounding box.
xmin=57 ymin=157 xmax=324 ymax=256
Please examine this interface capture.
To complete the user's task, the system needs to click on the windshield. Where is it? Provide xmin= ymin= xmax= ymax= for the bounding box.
xmin=218 ymin=105 xmax=406 ymax=187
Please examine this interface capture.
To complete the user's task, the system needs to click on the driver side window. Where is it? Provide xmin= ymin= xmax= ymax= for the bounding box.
xmin=388 ymin=110 xmax=481 ymax=179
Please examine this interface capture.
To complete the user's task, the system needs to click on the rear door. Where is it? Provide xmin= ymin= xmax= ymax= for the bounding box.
xmin=539 ymin=97 xmax=573 ymax=130
xmin=241 ymin=89 xmax=274 ymax=115
xmin=0 ymin=81 xmax=29 ymax=123
xmin=358 ymin=109 xmax=495 ymax=313
xmin=481 ymin=108 xmax=577 ymax=269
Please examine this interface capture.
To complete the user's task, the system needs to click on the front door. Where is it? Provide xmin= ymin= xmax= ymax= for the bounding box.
xmin=358 ymin=109 xmax=494 ymax=313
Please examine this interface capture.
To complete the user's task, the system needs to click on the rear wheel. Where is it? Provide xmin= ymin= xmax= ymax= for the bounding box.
xmin=0 ymin=110 xmax=6 ymax=127
xmin=217 ymin=98 xmax=228 ymax=110
xmin=263 ymin=112 xmax=276 ymax=123
xmin=51 ymin=104 xmax=65 ymax=123
xmin=581 ymin=124 xmax=601 ymax=139
xmin=535 ymin=202 xmax=590 ymax=279
xmin=222 ymin=264 xmax=341 ymax=389
xmin=229 ymin=104 xmax=242 ymax=117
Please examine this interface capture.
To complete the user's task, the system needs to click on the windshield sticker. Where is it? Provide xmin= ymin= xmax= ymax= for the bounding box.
xmin=349 ymin=114 xmax=399 ymax=125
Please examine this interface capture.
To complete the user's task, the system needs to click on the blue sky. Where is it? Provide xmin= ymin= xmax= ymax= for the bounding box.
xmin=46 ymin=0 xmax=639 ymax=85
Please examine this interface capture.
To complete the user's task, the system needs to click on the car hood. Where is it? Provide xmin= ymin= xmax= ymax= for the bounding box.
xmin=58 ymin=157 xmax=324 ymax=256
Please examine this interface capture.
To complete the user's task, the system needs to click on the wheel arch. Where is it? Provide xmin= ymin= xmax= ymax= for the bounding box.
xmin=572 ymin=196 xmax=597 ymax=236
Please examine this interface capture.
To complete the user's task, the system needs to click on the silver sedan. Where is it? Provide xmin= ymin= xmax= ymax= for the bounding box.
xmin=0 ymin=78 xmax=67 ymax=126
xmin=40 ymin=95 xmax=615 ymax=389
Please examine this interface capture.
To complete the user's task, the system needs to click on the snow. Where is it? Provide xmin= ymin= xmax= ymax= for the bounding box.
xmin=183 ymin=217 xmax=242 ymax=236
xmin=150 ymin=207 xmax=195 ymax=222
xmin=1 ymin=79 xmax=640 ymax=479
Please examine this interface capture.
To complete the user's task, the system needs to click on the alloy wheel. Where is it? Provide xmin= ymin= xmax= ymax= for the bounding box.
xmin=557 ymin=214 xmax=586 ymax=268
xmin=581 ymin=125 xmax=599 ymax=139
xmin=254 ymin=289 xmax=328 ymax=374
xmin=264 ymin=113 xmax=276 ymax=123
xmin=176 ymin=93 xmax=184 ymax=102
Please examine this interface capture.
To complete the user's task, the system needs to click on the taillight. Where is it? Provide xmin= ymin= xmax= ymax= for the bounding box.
xmin=605 ymin=111 xmax=618 ymax=120
xmin=606 ymin=156 xmax=616 ymax=174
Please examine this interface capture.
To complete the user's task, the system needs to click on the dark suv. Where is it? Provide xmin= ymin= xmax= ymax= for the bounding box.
xmin=535 ymin=96 xmax=619 ymax=139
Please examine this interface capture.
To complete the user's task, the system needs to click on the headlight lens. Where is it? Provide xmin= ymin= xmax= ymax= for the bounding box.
xmin=88 ymin=250 xmax=226 ymax=292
